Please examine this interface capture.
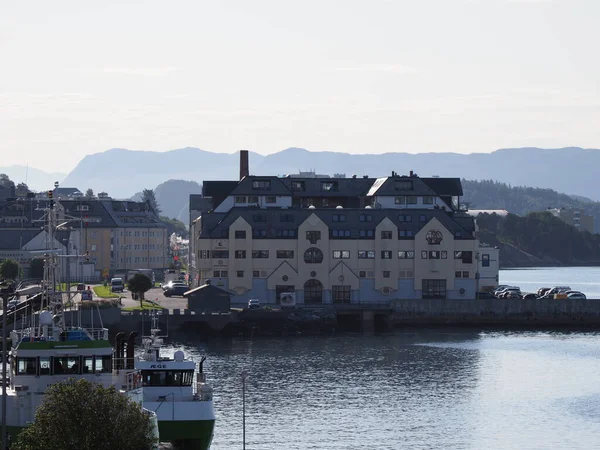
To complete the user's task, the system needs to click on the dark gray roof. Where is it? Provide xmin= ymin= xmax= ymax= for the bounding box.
xmin=53 ymin=187 xmax=83 ymax=198
xmin=202 ymin=181 xmax=238 ymax=210
xmin=0 ymin=198 xmax=51 ymax=229
xmin=421 ymin=178 xmax=463 ymax=196
xmin=229 ymin=176 xmax=292 ymax=197
xmin=367 ymin=176 xmax=438 ymax=197
xmin=59 ymin=200 xmax=118 ymax=228
xmin=279 ymin=177 xmax=375 ymax=197
xmin=0 ymin=230 xmax=41 ymax=250
xmin=199 ymin=207 xmax=475 ymax=240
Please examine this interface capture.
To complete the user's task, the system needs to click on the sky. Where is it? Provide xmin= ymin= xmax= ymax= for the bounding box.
xmin=2 ymin=0 xmax=600 ymax=173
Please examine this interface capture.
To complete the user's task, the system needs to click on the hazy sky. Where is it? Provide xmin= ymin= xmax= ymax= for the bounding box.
xmin=2 ymin=0 xmax=599 ymax=173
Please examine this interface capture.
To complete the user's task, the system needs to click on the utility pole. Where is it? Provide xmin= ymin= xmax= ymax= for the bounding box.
xmin=1 ymin=281 xmax=15 ymax=450
xmin=242 ymin=370 xmax=248 ymax=450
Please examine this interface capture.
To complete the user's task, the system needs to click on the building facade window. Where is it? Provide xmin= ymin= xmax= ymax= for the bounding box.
xmin=421 ymin=251 xmax=428 ymax=259
xmin=423 ymin=196 xmax=434 ymax=204
xmin=276 ymin=250 xmax=294 ymax=259
xmin=381 ymin=231 xmax=393 ymax=239
xmin=381 ymin=251 xmax=392 ymax=259
xmin=252 ymin=250 xmax=269 ymax=259
xmin=359 ymin=271 xmax=366 ymax=278
xmin=398 ymin=230 xmax=414 ymax=238
xmin=91 ymin=244 xmax=97 ymax=251
xmin=252 ymin=180 xmax=271 ymax=190
xmin=398 ymin=251 xmax=415 ymax=259
xmin=332 ymin=214 xmax=346 ymax=222
xmin=454 ymin=251 xmax=473 ymax=263
xmin=407 ymin=196 xmax=418 ymax=204
xmin=358 ymin=250 xmax=375 ymax=259
xmin=398 ymin=214 xmax=412 ymax=222
xmin=359 ymin=229 xmax=374 ymax=238
xmin=332 ymin=285 xmax=351 ymax=304
xmin=212 ymin=250 xmax=229 ymax=258
xmin=422 ymin=279 xmax=447 ymax=299
xmin=252 ymin=229 xmax=267 ymax=238
xmin=331 ymin=229 xmax=351 ymax=238
xmin=266 ymin=196 xmax=276 ymax=204
xmin=235 ymin=230 xmax=246 ymax=239
xmin=304 ymin=247 xmax=323 ymax=264
xmin=359 ymin=214 xmax=373 ymax=222
xmin=247 ymin=196 xmax=258 ymax=203
xmin=482 ymin=254 xmax=490 ymax=267
xmin=235 ymin=250 xmax=246 ymax=259
xmin=253 ymin=270 xmax=260 ymax=277
xmin=304 ymin=279 xmax=323 ymax=304
xmin=235 ymin=196 xmax=246 ymax=204
xmin=332 ymin=250 xmax=350 ymax=259
xmin=291 ymin=181 xmax=304 ymax=191
xmin=395 ymin=196 xmax=406 ymax=205
xmin=213 ymin=270 xmax=228 ymax=278
xmin=306 ymin=231 xmax=321 ymax=244
xmin=236 ymin=271 xmax=244 ymax=278
xmin=383 ymin=271 xmax=390 ymax=278
xmin=252 ymin=213 xmax=267 ymax=222
xmin=276 ymin=229 xmax=297 ymax=237
xmin=419 ymin=215 xmax=426 ymax=222
xmin=463 ymin=271 xmax=469 ymax=278
xmin=429 ymin=251 xmax=440 ymax=259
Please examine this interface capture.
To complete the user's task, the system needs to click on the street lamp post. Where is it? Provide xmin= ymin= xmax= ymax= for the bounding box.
xmin=241 ymin=370 xmax=248 ymax=450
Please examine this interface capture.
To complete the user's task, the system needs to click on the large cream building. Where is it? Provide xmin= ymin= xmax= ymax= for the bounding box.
xmin=191 ymin=169 xmax=499 ymax=306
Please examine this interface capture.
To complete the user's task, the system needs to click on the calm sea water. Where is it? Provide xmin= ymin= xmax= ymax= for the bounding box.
xmin=500 ymin=266 xmax=600 ymax=298
xmin=161 ymin=268 xmax=600 ymax=450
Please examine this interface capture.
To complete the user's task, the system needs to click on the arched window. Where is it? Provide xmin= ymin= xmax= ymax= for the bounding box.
xmin=303 ymin=247 xmax=323 ymax=264
xmin=304 ymin=279 xmax=323 ymax=304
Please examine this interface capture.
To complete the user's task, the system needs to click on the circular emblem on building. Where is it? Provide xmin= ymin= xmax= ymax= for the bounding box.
xmin=310 ymin=271 xmax=317 ymax=278
xmin=426 ymin=229 xmax=443 ymax=245
xmin=282 ymin=275 xmax=289 ymax=282
xmin=338 ymin=275 xmax=345 ymax=282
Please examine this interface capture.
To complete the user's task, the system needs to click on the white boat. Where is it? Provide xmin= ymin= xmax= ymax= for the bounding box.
xmin=136 ymin=311 xmax=215 ymax=450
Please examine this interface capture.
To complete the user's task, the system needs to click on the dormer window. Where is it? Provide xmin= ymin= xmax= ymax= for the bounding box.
xmin=235 ymin=196 xmax=246 ymax=204
xmin=423 ymin=196 xmax=434 ymax=205
xmin=320 ymin=181 xmax=338 ymax=192
xmin=395 ymin=180 xmax=413 ymax=191
xmin=252 ymin=180 xmax=271 ymax=190
xmin=75 ymin=204 xmax=90 ymax=212
xmin=291 ymin=181 xmax=305 ymax=191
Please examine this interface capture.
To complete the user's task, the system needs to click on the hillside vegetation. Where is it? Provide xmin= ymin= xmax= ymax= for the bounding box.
xmin=477 ymin=212 xmax=600 ymax=267
xmin=463 ymin=179 xmax=600 ymax=233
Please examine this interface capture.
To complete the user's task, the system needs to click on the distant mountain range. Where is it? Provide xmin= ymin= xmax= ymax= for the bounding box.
xmin=55 ymin=146 xmax=600 ymax=201
xmin=130 ymin=179 xmax=202 ymax=223
xmin=0 ymin=165 xmax=66 ymax=192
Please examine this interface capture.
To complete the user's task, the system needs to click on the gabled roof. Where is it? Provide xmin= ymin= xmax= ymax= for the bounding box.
xmin=185 ymin=282 xmax=233 ymax=297
xmin=0 ymin=230 xmax=41 ymax=250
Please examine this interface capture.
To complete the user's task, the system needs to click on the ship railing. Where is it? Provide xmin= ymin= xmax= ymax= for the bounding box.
xmin=10 ymin=326 xmax=109 ymax=343
xmin=193 ymin=372 xmax=213 ymax=402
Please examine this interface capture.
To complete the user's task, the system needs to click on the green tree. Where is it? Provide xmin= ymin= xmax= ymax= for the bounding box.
xmin=29 ymin=258 xmax=45 ymax=279
xmin=128 ymin=273 xmax=153 ymax=307
xmin=0 ymin=173 xmax=14 ymax=189
xmin=142 ymin=188 xmax=162 ymax=215
xmin=85 ymin=188 xmax=94 ymax=199
xmin=12 ymin=379 xmax=156 ymax=450
xmin=0 ymin=259 xmax=19 ymax=280
xmin=160 ymin=216 xmax=188 ymax=239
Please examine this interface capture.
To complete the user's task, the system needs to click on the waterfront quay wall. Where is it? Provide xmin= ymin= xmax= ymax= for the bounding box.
xmin=391 ymin=298 xmax=600 ymax=326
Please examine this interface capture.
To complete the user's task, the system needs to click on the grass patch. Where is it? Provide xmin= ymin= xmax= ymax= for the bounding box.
xmin=80 ymin=299 xmax=120 ymax=309
xmin=122 ymin=301 xmax=162 ymax=312
xmin=92 ymin=286 xmax=121 ymax=299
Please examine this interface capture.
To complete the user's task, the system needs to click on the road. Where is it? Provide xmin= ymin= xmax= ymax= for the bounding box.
xmin=111 ymin=286 xmax=189 ymax=311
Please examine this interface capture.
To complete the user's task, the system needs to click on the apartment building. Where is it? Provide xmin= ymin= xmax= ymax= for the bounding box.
xmin=190 ymin=157 xmax=499 ymax=305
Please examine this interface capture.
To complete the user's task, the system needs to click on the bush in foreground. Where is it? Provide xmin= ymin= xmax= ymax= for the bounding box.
xmin=12 ymin=379 xmax=156 ymax=450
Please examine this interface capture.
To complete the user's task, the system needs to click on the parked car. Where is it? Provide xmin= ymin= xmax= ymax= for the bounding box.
xmin=537 ymin=287 xmax=551 ymax=297
xmin=162 ymin=281 xmax=187 ymax=291
xmin=567 ymin=292 xmax=587 ymax=300
xmin=523 ymin=293 xmax=538 ymax=300
xmin=248 ymin=299 xmax=261 ymax=310
xmin=163 ymin=285 xmax=189 ymax=297
xmin=81 ymin=290 xmax=93 ymax=301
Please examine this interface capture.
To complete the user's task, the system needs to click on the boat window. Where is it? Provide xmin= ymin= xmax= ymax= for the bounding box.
xmin=17 ymin=357 xmax=37 ymax=375
xmin=96 ymin=355 xmax=112 ymax=373
xmin=39 ymin=357 xmax=50 ymax=375
xmin=53 ymin=357 xmax=81 ymax=374
xmin=83 ymin=357 xmax=94 ymax=374
xmin=141 ymin=370 xmax=195 ymax=387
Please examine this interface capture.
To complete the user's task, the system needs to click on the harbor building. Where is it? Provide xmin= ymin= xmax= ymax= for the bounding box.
xmin=548 ymin=207 xmax=595 ymax=233
xmin=190 ymin=152 xmax=499 ymax=306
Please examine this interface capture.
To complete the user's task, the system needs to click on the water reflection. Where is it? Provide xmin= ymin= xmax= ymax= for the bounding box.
xmin=163 ymin=331 xmax=483 ymax=449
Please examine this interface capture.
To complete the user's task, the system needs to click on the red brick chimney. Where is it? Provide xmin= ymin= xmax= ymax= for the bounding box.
xmin=240 ymin=150 xmax=249 ymax=180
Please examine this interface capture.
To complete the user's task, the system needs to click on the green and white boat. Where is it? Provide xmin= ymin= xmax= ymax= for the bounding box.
xmin=136 ymin=312 xmax=215 ymax=450
xmin=0 ymin=189 xmax=159 ymax=446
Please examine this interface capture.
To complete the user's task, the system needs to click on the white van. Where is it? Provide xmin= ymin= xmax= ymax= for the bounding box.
xmin=110 ymin=278 xmax=124 ymax=293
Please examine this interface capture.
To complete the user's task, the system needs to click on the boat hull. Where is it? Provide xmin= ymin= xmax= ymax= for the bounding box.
xmin=158 ymin=419 xmax=215 ymax=450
